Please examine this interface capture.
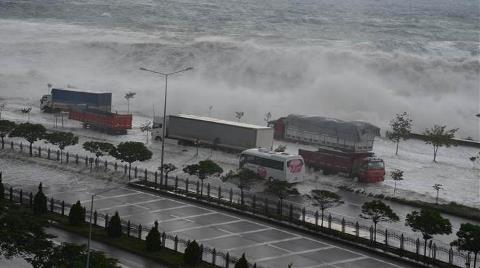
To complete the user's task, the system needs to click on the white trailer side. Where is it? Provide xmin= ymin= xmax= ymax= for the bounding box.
xmin=166 ymin=114 xmax=273 ymax=151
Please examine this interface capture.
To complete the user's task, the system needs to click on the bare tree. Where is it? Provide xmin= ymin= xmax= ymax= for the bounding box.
xmin=140 ymin=121 xmax=152 ymax=144
xmin=264 ymin=112 xmax=272 ymax=126
xmin=391 ymin=169 xmax=404 ymax=197
xmin=423 ymin=125 xmax=458 ymax=162
xmin=124 ymin=91 xmax=136 ymax=113
xmin=0 ymin=103 xmax=5 ymax=120
xmin=432 ymin=184 xmax=443 ymax=204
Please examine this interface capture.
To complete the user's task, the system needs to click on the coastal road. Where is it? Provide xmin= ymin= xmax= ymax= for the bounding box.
xmin=0 ymin=155 xmax=419 ymax=268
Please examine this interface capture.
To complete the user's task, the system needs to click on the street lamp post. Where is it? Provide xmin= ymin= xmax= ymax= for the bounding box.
xmin=139 ymin=66 xmax=193 ymax=187
xmin=86 ymin=186 xmax=123 ymax=268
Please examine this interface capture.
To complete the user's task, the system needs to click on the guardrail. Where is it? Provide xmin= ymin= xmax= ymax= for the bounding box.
xmin=0 ymin=139 xmax=474 ymax=268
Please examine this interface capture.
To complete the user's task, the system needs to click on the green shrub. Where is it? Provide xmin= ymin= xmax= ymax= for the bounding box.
xmin=234 ymin=253 xmax=248 ymax=268
xmin=107 ymin=212 xmax=122 ymax=238
xmin=145 ymin=221 xmax=161 ymax=251
xmin=68 ymin=201 xmax=85 ymax=226
xmin=184 ymin=240 xmax=201 ymax=266
xmin=33 ymin=183 xmax=48 ymax=215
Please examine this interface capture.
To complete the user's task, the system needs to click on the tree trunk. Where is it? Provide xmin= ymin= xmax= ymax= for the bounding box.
xmin=29 ymin=142 xmax=33 ymax=157
xmin=1 ymin=136 xmax=4 ymax=149
xmin=395 ymin=141 xmax=399 ymax=155
xmin=473 ymin=252 xmax=477 ymax=268
xmin=321 ymin=209 xmax=325 ymax=228
xmin=373 ymin=223 xmax=377 ymax=242
xmin=394 ymin=181 xmax=397 ymax=197
xmin=433 ymin=146 xmax=438 ymax=162
xmin=424 ymin=239 xmax=428 ymax=257
xmin=128 ymin=163 xmax=132 ymax=179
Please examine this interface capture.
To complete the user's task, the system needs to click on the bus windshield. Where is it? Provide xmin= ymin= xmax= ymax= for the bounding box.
xmin=368 ymin=161 xmax=384 ymax=169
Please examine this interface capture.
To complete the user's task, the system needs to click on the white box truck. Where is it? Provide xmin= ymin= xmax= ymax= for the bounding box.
xmin=152 ymin=114 xmax=274 ymax=151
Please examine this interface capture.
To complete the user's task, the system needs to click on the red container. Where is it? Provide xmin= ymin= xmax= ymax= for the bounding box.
xmin=69 ymin=109 xmax=132 ymax=135
xmin=299 ymin=148 xmax=385 ymax=183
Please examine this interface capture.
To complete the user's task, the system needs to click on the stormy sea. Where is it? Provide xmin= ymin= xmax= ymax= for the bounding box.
xmin=0 ymin=0 xmax=478 ymax=138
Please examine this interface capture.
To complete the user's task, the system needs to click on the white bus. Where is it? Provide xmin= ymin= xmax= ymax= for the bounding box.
xmin=239 ymin=148 xmax=305 ymax=182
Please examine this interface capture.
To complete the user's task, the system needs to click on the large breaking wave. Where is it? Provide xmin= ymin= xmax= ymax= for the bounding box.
xmin=0 ymin=18 xmax=478 ymax=139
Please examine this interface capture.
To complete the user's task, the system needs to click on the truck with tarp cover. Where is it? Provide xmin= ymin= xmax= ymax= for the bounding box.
xmin=271 ymin=114 xmax=385 ymax=182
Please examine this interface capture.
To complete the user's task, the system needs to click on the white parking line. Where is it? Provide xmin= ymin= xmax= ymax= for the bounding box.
xmin=149 ymin=204 xmax=192 ymax=213
xmin=253 ymin=246 xmax=335 ymax=262
xmin=225 ymin=236 xmax=300 ymax=252
xmin=303 ymin=256 xmax=369 ymax=268
xmin=159 ymin=211 xmax=217 ymax=223
xmin=198 ymin=227 xmax=273 ymax=242
xmin=172 ymin=219 xmax=244 ymax=233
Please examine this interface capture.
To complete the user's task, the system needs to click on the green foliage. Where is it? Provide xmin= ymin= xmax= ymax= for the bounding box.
xmin=0 ymin=200 xmax=54 ymax=265
xmin=184 ymin=160 xmax=223 ymax=181
xmin=47 ymin=243 xmax=120 ymax=268
xmin=234 ymin=253 xmax=249 ymax=268
xmin=107 ymin=212 xmax=122 ymax=238
xmin=264 ymin=179 xmax=299 ymax=199
xmin=83 ymin=141 xmax=115 ymax=159
xmin=111 ymin=141 xmax=152 ymax=165
xmin=386 ymin=112 xmax=412 ymax=155
xmin=145 ymin=221 xmax=162 ymax=251
xmin=423 ymin=125 xmax=458 ymax=162
xmin=222 ymin=169 xmax=263 ymax=191
xmin=451 ymin=223 xmax=480 ymax=267
xmin=45 ymin=131 xmax=79 ymax=162
xmin=33 ymin=183 xmax=48 ymax=215
xmin=391 ymin=169 xmax=403 ymax=181
xmin=68 ymin=201 xmax=85 ymax=226
xmin=360 ymin=200 xmax=399 ymax=225
xmin=360 ymin=200 xmax=399 ymax=241
xmin=391 ymin=169 xmax=404 ymax=196
xmin=309 ymin=190 xmax=343 ymax=212
xmin=451 ymin=223 xmax=480 ymax=254
xmin=45 ymin=131 xmax=78 ymax=151
xmin=0 ymin=120 xmax=16 ymax=144
xmin=405 ymin=208 xmax=452 ymax=241
xmin=0 ymin=198 xmax=119 ymax=267
xmin=10 ymin=123 xmax=46 ymax=156
xmin=184 ymin=240 xmax=201 ymax=266
xmin=160 ymin=163 xmax=177 ymax=177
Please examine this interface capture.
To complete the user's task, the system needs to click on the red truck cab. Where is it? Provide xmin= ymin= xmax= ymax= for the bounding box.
xmin=356 ymin=157 xmax=385 ymax=183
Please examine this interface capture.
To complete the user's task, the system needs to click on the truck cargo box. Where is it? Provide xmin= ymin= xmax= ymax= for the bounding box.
xmin=69 ymin=108 xmax=132 ymax=135
xmin=51 ymin=88 xmax=112 ymax=112
xmin=166 ymin=114 xmax=274 ymax=151
xmin=275 ymin=114 xmax=380 ymax=152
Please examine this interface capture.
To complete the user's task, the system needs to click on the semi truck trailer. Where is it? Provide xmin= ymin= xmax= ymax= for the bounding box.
xmin=299 ymin=148 xmax=385 ymax=183
xmin=152 ymin=114 xmax=274 ymax=151
xmin=271 ymin=114 xmax=380 ymax=152
xmin=40 ymin=88 xmax=112 ymax=113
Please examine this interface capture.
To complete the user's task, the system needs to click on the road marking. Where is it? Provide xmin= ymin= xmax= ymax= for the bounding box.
xmin=303 ymin=256 xmax=369 ymax=268
xmin=159 ymin=211 xmax=217 ymax=223
xmin=253 ymin=246 xmax=335 ymax=262
xmin=224 ymin=236 xmax=300 ymax=251
xmin=198 ymin=227 xmax=273 ymax=242
xmin=172 ymin=219 xmax=243 ymax=233
xmin=149 ymin=204 xmax=192 ymax=212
